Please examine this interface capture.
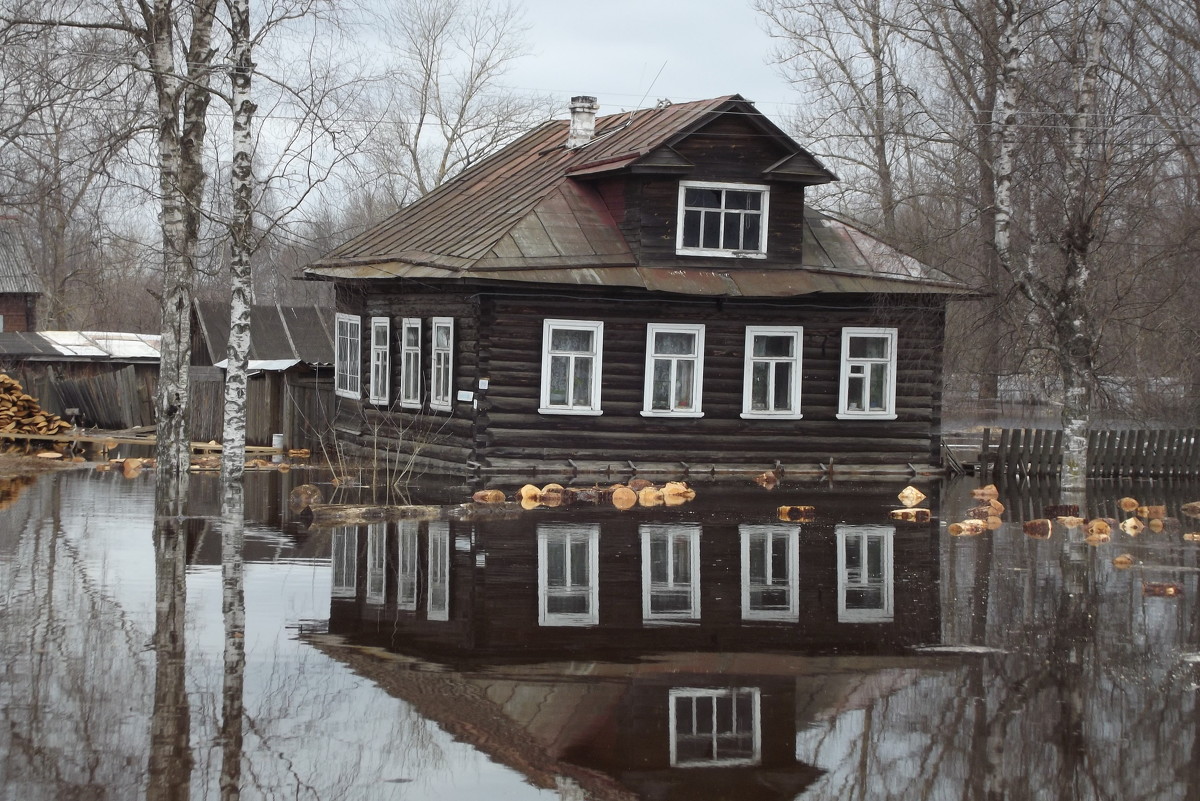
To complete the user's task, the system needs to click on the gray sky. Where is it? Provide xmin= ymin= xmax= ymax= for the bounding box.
xmin=504 ymin=0 xmax=798 ymax=120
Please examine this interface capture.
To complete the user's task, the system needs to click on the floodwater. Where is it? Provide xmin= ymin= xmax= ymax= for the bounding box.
xmin=2 ymin=469 xmax=1199 ymax=800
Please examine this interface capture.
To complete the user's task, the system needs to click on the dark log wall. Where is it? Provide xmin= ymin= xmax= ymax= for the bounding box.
xmin=593 ymin=115 xmax=808 ymax=268
xmin=332 ymin=281 xmax=946 ymax=474
xmin=478 ymin=287 xmax=946 ymax=473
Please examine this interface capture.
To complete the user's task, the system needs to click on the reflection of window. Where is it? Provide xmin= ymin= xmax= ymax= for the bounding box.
xmin=742 ymin=326 xmax=803 ymax=418
xmin=331 ymin=528 xmax=357 ymax=598
xmin=642 ymin=323 xmax=705 ymax=417
xmin=540 ymin=319 xmax=603 ymax=414
xmin=641 ymin=524 xmax=701 ymax=621
xmin=538 ymin=524 xmax=599 ymax=626
xmin=427 ymin=522 xmax=449 ymax=621
xmin=669 ymin=688 xmax=761 ymax=767
xmin=397 ymin=521 xmax=419 ymax=611
xmin=740 ymin=524 xmax=799 ymax=621
xmin=837 ymin=327 xmax=897 ymax=419
xmin=430 ymin=317 xmax=454 ymax=411
xmin=837 ymin=525 xmax=895 ymax=623
xmin=366 ymin=523 xmax=386 ymax=604
xmin=676 ymin=181 xmax=769 ymax=258
xmin=368 ymin=317 xmax=390 ymax=404
xmin=400 ymin=317 xmax=421 ymax=408
xmin=334 ymin=313 xmax=361 ymax=398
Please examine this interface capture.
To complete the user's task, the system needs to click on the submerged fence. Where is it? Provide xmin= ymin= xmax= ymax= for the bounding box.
xmin=979 ymin=427 xmax=1200 ymax=479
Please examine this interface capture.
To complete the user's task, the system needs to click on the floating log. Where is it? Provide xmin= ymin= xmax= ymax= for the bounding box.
xmin=1118 ymin=497 xmax=1139 ymax=513
xmin=1044 ymin=504 xmax=1078 ymax=518
xmin=1136 ymin=505 xmax=1166 ymax=520
xmin=897 ymin=485 xmax=926 ymax=508
xmin=1120 ymin=517 xmax=1145 ymax=536
xmin=471 ymin=489 xmax=506 ymax=504
xmin=949 ymin=520 xmax=985 ymax=536
xmin=1023 ymin=519 xmax=1052 ymax=539
xmin=778 ymin=505 xmax=815 ymax=522
xmin=889 ymin=508 xmax=930 ymax=523
xmin=1143 ymin=582 xmax=1183 ymax=597
xmin=1112 ymin=553 xmax=1135 ymax=569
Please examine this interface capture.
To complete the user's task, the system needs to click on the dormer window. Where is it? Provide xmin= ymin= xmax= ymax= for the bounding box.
xmin=676 ymin=181 xmax=769 ymax=258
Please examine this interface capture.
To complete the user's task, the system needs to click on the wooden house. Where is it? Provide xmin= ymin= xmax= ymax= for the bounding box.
xmin=305 ymin=95 xmax=970 ymax=478
xmin=0 ymin=229 xmax=42 ymax=332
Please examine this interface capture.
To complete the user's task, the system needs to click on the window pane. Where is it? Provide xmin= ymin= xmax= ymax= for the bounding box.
xmin=404 ymin=326 xmax=419 ymax=347
xmin=652 ymin=360 xmax=671 ymax=409
xmin=848 ymin=376 xmax=864 ymax=410
xmin=849 ymin=335 xmax=887 ymax=359
xmin=546 ymin=539 xmax=566 ymax=587
xmin=551 ymin=327 xmax=592 ymax=352
xmin=655 ymin=331 xmax=695 ymax=355
xmin=675 ymin=360 xmax=695 ymax=409
xmin=722 ymin=212 xmax=742 ymax=249
xmin=435 ymin=325 xmax=451 ymax=348
xmin=743 ymin=215 xmax=761 ymax=250
xmin=772 ymin=362 xmax=792 ymax=410
xmin=867 ymin=536 xmax=884 ymax=579
xmin=549 ymin=355 xmax=569 ymax=405
xmin=572 ymin=358 xmax=593 ymax=406
xmin=685 ymin=187 xmax=721 ymax=208
xmin=570 ymin=539 xmax=589 ymax=585
xmin=751 ymin=362 xmax=769 ymax=410
xmin=725 ymin=190 xmax=750 ymax=210
xmin=673 ymin=538 xmax=692 ymax=582
xmin=869 ymin=364 xmax=888 ymax=410
xmin=683 ymin=209 xmax=701 ymax=248
xmin=650 ymin=536 xmax=668 ymax=582
xmin=702 ymin=210 xmax=721 ymax=248
xmin=754 ymin=335 xmax=792 ymax=358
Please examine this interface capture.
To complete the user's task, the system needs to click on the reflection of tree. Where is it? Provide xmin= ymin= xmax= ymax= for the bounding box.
xmin=219 ymin=482 xmax=246 ymax=800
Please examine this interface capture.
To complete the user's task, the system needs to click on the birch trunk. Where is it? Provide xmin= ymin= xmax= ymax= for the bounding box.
xmin=219 ymin=482 xmax=246 ymax=800
xmin=220 ymin=0 xmax=257 ymax=488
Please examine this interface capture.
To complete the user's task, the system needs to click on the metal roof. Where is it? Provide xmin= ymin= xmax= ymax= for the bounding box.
xmin=193 ymin=300 xmax=333 ymax=365
xmin=306 ymin=95 xmax=969 ymax=297
xmin=0 ymin=330 xmax=160 ymax=360
xmin=0 ymin=229 xmax=43 ymax=295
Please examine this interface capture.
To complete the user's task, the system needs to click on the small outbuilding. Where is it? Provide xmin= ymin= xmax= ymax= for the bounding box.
xmin=0 ymin=229 xmax=42 ymax=333
xmin=305 ymin=95 xmax=970 ymax=478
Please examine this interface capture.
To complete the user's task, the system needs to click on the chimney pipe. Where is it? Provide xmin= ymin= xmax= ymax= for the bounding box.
xmin=567 ymin=95 xmax=599 ymax=149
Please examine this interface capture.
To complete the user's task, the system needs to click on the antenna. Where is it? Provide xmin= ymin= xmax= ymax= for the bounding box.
xmin=634 ymin=61 xmax=668 ymax=115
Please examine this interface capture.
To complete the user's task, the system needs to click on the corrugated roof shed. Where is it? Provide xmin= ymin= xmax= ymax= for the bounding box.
xmin=0 ymin=229 xmax=43 ymax=295
xmin=0 ymin=331 xmax=159 ymax=360
xmin=306 ymin=95 xmax=970 ymax=296
xmin=193 ymin=300 xmax=333 ymax=366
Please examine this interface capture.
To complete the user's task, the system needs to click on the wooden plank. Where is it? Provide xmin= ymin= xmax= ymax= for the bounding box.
xmin=1086 ymin=429 xmax=1098 ymax=477
xmin=981 ymin=427 xmax=992 ymax=472
xmin=1033 ymin=429 xmax=1049 ymax=476
xmin=1051 ymin=429 xmax=1063 ymax=477
xmin=995 ymin=428 xmax=1011 ymax=477
xmin=1133 ymin=429 xmax=1149 ymax=477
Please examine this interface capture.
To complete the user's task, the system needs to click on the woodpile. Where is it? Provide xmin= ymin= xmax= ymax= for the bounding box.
xmin=470 ymin=480 xmax=699 ymax=511
xmin=0 ymin=374 xmax=73 ymax=438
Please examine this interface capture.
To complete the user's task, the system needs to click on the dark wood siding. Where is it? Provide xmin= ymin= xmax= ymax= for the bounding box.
xmin=0 ymin=294 xmax=36 ymax=332
xmin=332 ymin=280 xmax=947 ymax=476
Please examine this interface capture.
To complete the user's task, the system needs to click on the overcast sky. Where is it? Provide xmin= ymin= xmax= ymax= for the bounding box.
xmin=503 ymin=0 xmax=798 ymax=121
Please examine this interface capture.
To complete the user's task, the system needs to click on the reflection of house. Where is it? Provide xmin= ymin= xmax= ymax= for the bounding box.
xmin=315 ymin=486 xmax=946 ymax=800
xmin=190 ymin=300 xmax=334 ymax=449
xmin=0 ymin=229 xmax=41 ymax=332
xmin=306 ymin=95 xmax=970 ymax=477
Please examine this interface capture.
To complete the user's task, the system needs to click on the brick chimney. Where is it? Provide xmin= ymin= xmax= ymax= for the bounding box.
xmin=567 ymin=95 xmax=599 ymax=149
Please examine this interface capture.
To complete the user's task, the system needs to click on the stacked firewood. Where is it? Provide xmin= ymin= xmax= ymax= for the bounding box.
xmin=0 ymin=375 xmax=72 ymax=436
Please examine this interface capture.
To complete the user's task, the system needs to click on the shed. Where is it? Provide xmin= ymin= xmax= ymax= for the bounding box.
xmin=0 ymin=229 xmax=42 ymax=332
xmin=306 ymin=94 xmax=972 ymax=478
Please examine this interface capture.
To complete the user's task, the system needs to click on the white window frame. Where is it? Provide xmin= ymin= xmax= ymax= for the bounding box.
xmin=837 ymin=327 xmax=898 ymax=420
xmin=399 ymin=317 xmax=422 ymax=408
xmin=668 ymin=687 xmax=762 ymax=767
xmin=642 ymin=323 xmax=705 ymax=417
xmin=366 ymin=522 xmax=387 ymax=605
xmin=334 ymin=313 xmax=361 ymax=399
xmin=330 ymin=528 xmax=357 ymax=599
xmin=676 ymin=180 xmax=769 ymax=258
xmin=427 ymin=522 xmax=450 ymax=621
xmin=641 ymin=524 xmax=702 ymax=622
xmin=537 ymin=523 xmax=600 ymax=627
xmin=368 ymin=317 xmax=390 ymax=405
xmin=430 ymin=317 xmax=454 ymax=412
xmin=740 ymin=524 xmax=799 ymax=621
xmin=397 ymin=520 xmax=419 ymax=611
xmin=539 ymin=318 xmax=604 ymax=415
xmin=741 ymin=325 xmax=803 ymax=419
xmin=836 ymin=525 xmax=895 ymax=623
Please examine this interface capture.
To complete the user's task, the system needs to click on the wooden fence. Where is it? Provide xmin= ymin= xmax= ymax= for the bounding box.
xmin=980 ymin=427 xmax=1200 ymax=478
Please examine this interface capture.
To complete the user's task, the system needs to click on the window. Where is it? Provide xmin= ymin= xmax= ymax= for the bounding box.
xmin=676 ymin=181 xmax=769 ymax=258
xmin=430 ymin=317 xmax=454 ymax=411
xmin=740 ymin=524 xmax=799 ymax=621
xmin=669 ymin=688 xmax=761 ymax=767
xmin=397 ymin=521 xmax=419 ymax=611
xmin=741 ymin=326 xmax=803 ymax=418
xmin=540 ymin=319 xmax=604 ymax=415
xmin=334 ymin=313 xmax=361 ymax=399
xmin=641 ymin=524 xmax=701 ymax=622
xmin=838 ymin=327 xmax=898 ymax=420
xmin=538 ymin=524 xmax=599 ymax=626
xmin=642 ymin=323 xmax=705 ymax=417
xmin=837 ymin=525 xmax=894 ymax=623
xmin=366 ymin=523 xmax=386 ymax=605
xmin=399 ymin=318 xmax=422 ymax=408
xmin=330 ymin=528 xmax=357 ymax=598
xmin=368 ymin=317 xmax=390 ymax=405
xmin=427 ymin=522 xmax=449 ymax=621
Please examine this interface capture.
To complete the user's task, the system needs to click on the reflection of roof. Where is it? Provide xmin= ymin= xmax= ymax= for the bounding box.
xmin=0 ymin=330 xmax=160 ymax=360
xmin=193 ymin=300 xmax=333 ymax=366
xmin=0 ymin=230 xmax=42 ymax=295
xmin=305 ymin=95 xmax=969 ymax=297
